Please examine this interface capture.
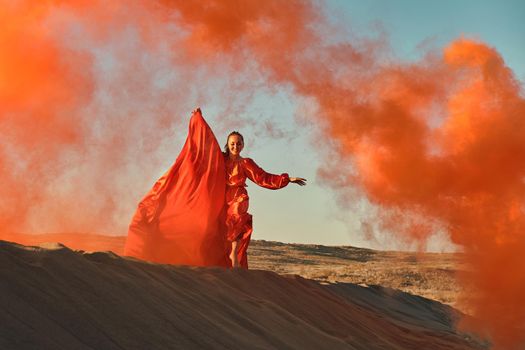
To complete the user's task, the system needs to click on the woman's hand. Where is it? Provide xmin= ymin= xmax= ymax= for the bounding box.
xmin=290 ymin=177 xmax=307 ymax=186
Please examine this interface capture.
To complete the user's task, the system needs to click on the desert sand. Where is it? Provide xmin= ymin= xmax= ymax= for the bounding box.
xmin=2 ymin=232 xmax=465 ymax=308
xmin=0 ymin=233 xmax=486 ymax=349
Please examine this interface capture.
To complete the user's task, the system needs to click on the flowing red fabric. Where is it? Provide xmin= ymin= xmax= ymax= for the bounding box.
xmin=124 ymin=109 xmax=229 ymax=267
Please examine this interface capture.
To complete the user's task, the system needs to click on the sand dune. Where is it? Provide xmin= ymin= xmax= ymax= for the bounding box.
xmin=1 ymin=233 xmax=465 ymax=308
xmin=0 ymin=232 xmax=125 ymax=255
xmin=1 ymin=240 xmax=485 ymax=349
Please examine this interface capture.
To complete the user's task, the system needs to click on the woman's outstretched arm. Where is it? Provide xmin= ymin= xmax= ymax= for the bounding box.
xmin=244 ymin=158 xmax=306 ymax=189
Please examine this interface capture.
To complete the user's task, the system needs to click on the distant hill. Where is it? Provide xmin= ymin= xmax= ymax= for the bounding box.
xmin=249 ymin=240 xmax=466 ymax=310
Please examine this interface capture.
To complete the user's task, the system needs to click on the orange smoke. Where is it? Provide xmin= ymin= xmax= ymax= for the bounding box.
xmin=0 ymin=0 xmax=219 ymax=234
xmin=1 ymin=1 xmax=524 ymax=347
xmin=327 ymin=39 xmax=525 ymax=348
xmin=0 ymin=1 xmax=93 ymax=229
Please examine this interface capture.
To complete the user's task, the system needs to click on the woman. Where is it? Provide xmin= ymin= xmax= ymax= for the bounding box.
xmin=124 ymin=108 xmax=305 ymax=268
xmin=223 ymin=131 xmax=306 ymax=268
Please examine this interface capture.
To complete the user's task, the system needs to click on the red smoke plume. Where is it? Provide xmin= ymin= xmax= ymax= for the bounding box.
xmin=1 ymin=1 xmax=523 ymax=347
xmin=311 ymin=38 xmax=525 ymax=348
xmin=0 ymin=1 xmax=93 ymax=229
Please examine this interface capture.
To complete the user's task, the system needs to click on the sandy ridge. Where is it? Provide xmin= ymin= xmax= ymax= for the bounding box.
xmin=0 ymin=240 xmax=485 ymax=349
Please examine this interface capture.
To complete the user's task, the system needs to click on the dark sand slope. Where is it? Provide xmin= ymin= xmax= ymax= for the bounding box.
xmin=0 ymin=233 xmax=465 ymax=308
xmin=1 ymin=241 xmax=484 ymax=350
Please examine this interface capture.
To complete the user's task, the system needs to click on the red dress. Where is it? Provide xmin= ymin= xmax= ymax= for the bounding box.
xmin=225 ymin=157 xmax=290 ymax=267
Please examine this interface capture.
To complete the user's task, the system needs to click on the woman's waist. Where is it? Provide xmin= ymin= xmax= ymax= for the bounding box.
xmin=226 ymin=185 xmax=248 ymax=199
xmin=226 ymin=182 xmax=247 ymax=188
xmin=226 ymin=185 xmax=248 ymax=192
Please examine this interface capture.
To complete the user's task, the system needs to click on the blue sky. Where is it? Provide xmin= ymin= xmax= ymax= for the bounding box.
xmin=333 ymin=0 xmax=525 ymax=79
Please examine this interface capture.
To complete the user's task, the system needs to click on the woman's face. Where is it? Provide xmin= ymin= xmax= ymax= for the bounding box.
xmin=228 ymin=135 xmax=244 ymax=156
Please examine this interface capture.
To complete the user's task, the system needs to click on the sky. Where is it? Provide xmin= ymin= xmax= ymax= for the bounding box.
xmin=224 ymin=0 xmax=525 ymax=250
xmin=2 ymin=0 xmax=524 ymax=251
